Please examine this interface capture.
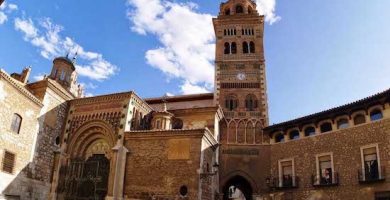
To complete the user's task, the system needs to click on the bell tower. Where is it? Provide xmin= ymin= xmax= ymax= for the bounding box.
xmin=213 ymin=0 xmax=269 ymax=145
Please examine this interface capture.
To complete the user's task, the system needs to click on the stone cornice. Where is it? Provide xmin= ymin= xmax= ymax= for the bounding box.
xmin=0 ymin=69 xmax=43 ymax=107
xmin=71 ymin=91 xmax=134 ymax=106
xmin=124 ymin=128 xmax=208 ymax=139
xmin=28 ymin=78 xmax=75 ymax=101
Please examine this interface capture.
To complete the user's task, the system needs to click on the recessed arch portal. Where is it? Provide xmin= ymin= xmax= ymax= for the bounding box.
xmin=222 ymin=175 xmax=253 ymax=200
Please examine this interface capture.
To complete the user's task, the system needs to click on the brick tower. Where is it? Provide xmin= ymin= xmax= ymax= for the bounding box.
xmin=214 ymin=0 xmax=271 ymax=199
xmin=214 ymin=0 xmax=268 ymax=145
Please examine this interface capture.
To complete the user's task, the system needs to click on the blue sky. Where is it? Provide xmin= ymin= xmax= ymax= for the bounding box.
xmin=0 ymin=0 xmax=389 ymax=124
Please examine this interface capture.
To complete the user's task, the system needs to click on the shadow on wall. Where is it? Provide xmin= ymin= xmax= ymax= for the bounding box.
xmin=1 ymin=104 xmax=64 ymax=199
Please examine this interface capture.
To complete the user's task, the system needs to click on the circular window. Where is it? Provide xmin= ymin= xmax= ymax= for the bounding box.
xmin=179 ymin=185 xmax=188 ymax=196
xmin=55 ymin=136 xmax=60 ymax=146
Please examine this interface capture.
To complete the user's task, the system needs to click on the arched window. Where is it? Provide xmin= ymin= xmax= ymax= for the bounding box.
xmin=231 ymin=42 xmax=237 ymax=54
xmin=370 ymin=109 xmax=383 ymax=121
xmin=225 ymin=95 xmax=238 ymax=111
xmin=250 ymin=41 xmax=255 ymax=53
xmin=275 ymin=133 xmax=284 ymax=143
xmin=172 ymin=118 xmax=183 ymax=129
xmin=337 ymin=118 xmax=349 ymax=129
xmin=320 ymin=122 xmax=333 ymax=133
xmin=10 ymin=113 xmax=22 ymax=134
xmin=234 ymin=29 xmax=236 ymax=35
xmin=354 ymin=114 xmax=366 ymax=125
xmin=304 ymin=126 xmax=316 ymax=137
xmin=243 ymin=42 xmax=249 ymax=54
xmin=224 ymin=42 xmax=230 ymax=54
xmin=236 ymin=5 xmax=243 ymax=14
xmin=241 ymin=29 xmax=244 ymax=35
xmin=225 ymin=8 xmax=231 ymax=15
xmin=245 ymin=94 xmax=258 ymax=111
xmin=224 ymin=29 xmax=227 ymax=36
xmin=289 ymin=130 xmax=300 ymax=140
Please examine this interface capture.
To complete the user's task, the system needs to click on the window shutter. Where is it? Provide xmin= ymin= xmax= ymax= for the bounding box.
xmin=2 ymin=151 xmax=15 ymax=174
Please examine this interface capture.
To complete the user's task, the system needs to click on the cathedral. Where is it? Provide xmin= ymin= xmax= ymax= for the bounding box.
xmin=1 ymin=0 xmax=390 ymax=200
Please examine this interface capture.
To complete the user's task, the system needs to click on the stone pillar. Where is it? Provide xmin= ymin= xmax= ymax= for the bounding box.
xmin=106 ymin=144 xmax=129 ymax=200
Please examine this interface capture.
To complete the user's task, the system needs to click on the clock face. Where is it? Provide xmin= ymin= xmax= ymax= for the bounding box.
xmin=237 ymin=72 xmax=246 ymax=80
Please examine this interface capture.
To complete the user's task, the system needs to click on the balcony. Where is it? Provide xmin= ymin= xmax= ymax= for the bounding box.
xmin=312 ymin=172 xmax=339 ymax=187
xmin=358 ymin=166 xmax=386 ymax=184
xmin=266 ymin=176 xmax=299 ymax=190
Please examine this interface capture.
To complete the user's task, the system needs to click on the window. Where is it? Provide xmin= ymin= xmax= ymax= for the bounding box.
xmin=179 ymin=185 xmax=188 ymax=196
xmin=225 ymin=95 xmax=238 ymax=111
xmin=156 ymin=120 xmax=162 ymax=129
xmin=245 ymin=94 xmax=258 ymax=111
xmin=275 ymin=133 xmax=284 ymax=143
xmin=55 ymin=136 xmax=61 ymax=146
xmin=354 ymin=114 xmax=366 ymax=125
xmin=361 ymin=145 xmax=382 ymax=181
xmin=289 ymin=130 xmax=300 ymax=140
xmin=248 ymin=6 xmax=253 ymax=14
xmin=304 ymin=126 xmax=316 ymax=137
xmin=249 ymin=41 xmax=255 ymax=53
xmin=60 ymin=70 xmax=66 ymax=80
xmin=320 ymin=122 xmax=332 ymax=133
xmin=224 ymin=42 xmax=230 ymax=54
xmin=235 ymin=5 xmax=243 ymax=14
xmin=315 ymin=153 xmax=335 ymax=185
xmin=2 ymin=151 xmax=16 ymax=174
xmin=224 ymin=8 xmax=230 ymax=15
xmin=278 ymin=159 xmax=295 ymax=188
xmin=231 ymin=42 xmax=237 ymax=54
xmin=243 ymin=42 xmax=249 ymax=54
xmin=172 ymin=118 xmax=183 ymax=129
xmin=337 ymin=118 xmax=349 ymax=129
xmin=10 ymin=113 xmax=22 ymax=134
xmin=370 ymin=109 xmax=383 ymax=121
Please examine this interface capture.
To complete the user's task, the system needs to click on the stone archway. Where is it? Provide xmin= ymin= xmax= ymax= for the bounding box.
xmin=222 ymin=175 xmax=253 ymax=200
xmin=60 ymin=120 xmax=117 ymax=200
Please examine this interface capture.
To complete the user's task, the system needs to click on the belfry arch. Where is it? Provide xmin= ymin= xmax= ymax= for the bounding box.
xmin=60 ymin=120 xmax=117 ymax=200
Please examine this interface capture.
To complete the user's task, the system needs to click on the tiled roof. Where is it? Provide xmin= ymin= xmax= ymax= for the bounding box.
xmin=145 ymin=93 xmax=214 ymax=104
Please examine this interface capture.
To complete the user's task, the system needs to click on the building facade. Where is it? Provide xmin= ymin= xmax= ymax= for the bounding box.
xmin=0 ymin=0 xmax=390 ymax=200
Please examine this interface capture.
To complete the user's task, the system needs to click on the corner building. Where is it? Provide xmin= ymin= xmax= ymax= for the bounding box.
xmin=0 ymin=0 xmax=390 ymax=200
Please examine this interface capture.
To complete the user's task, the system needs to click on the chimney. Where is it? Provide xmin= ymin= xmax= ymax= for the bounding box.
xmin=20 ymin=67 xmax=31 ymax=84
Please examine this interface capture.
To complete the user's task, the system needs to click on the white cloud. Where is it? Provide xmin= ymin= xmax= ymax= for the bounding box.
xmin=33 ymin=73 xmax=45 ymax=81
xmin=7 ymin=4 xmax=18 ymax=11
xmin=180 ymin=81 xmax=209 ymax=94
xmin=14 ymin=17 xmax=118 ymax=81
xmin=256 ymin=0 xmax=281 ymax=24
xmin=0 ymin=12 xmax=6 ymax=24
xmin=127 ymin=0 xmax=215 ymax=93
xmin=127 ymin=0 xmax=280 ymax=94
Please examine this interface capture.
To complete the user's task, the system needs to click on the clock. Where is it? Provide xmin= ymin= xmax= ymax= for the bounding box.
xmin=236 ymin=72 xmax=246 ymax=80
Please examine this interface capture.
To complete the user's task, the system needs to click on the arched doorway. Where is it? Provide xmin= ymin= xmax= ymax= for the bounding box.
xmin=64 ymin=154 xmax=110 ymax=200
xmin=223 ymin=176 xmax=253 ymax=200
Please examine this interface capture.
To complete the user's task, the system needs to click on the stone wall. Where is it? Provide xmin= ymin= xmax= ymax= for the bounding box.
xmin=266 ymin=118 xmax=390 ymax=200
xmin=123 ymin=130 xmax=211 ymax=200
xmin=0 ymin=75 xmax=43 ymax=199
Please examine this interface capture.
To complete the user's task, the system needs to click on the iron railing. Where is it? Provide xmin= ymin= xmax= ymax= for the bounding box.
xmin=358 ymin=166 xmax=386 ymax=184
xmin=312 ymin=172 xmax=339 ymax=187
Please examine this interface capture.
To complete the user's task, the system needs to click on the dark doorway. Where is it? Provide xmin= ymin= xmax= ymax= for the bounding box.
xmin=223 ymin=176 xmax=253 ymax=200
xmin=64 ymin=154 xmax=110 ymax=200
xmin=376 ymin=191 xmax=390 ymax=200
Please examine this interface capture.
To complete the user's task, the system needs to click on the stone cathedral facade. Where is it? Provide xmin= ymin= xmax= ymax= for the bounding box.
xmin=1 ymin=0 xmax=390 ymax=200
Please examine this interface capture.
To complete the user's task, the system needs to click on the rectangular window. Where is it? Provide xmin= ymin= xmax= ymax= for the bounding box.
xmin=314 ymin=153 xmax=336 ymax=186
xmin=361 ymin=144 xmax=382 ymax=182
xmin=278 ymin=158 xmax=295 ymax=188
xmin=10 ymin=114 xmax=22 ymax=134
xmin=2 ymin=151 xmax=16 ymax=174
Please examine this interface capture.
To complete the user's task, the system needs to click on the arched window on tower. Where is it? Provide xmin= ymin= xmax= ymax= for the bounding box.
xmin=245 ymin=94 xmax=258 ymax=111
xmin=225 ymin=8 xmax=231 ymax=15
xmin=224 ymin=42 xmax=231 ymax=54
xmin=10 ymin=113 xmax=22 ymax=134
xmin=370 ymin=109 xmax=383 ymax=121
xmin=225 ymin=95 xmax=238 ymax=111
xmin=231 ymin=42 xmax=237 ymax=54
xmin=235 ymin=5 xmax=243 ymax=14
xmin=250 ymin=41 xmax=255 ymax=53
xmin=243 ymin=42 xmax=249 ymax=54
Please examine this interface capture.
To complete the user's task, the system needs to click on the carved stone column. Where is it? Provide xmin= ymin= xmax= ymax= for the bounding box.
xmin=106 ymin=143 xmax=129 ymax=200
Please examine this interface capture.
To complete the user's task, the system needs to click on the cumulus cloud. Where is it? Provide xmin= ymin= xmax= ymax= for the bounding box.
xmin=126 ymin=0 xmax=280 ymax=94
xmin=0 ymin=2 xmax=19 ymax=25
xmin=127 ymin=0 xmax=215 ymax=94
xmin=256 ymin=0 xmax=281 ymax=24
xmin=14 ymin=17 xmax=118 ymax=81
